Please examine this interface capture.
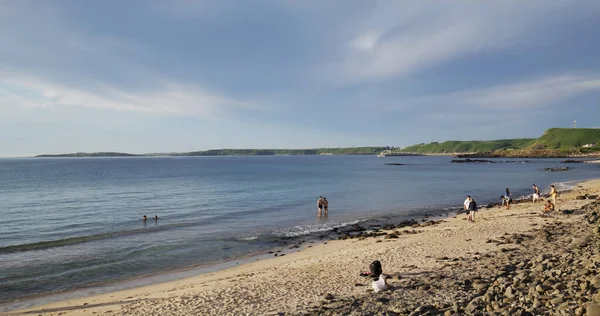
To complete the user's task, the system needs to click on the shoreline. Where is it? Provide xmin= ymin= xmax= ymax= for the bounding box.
xmin=7 ymin=178 xmax=600 ymax=315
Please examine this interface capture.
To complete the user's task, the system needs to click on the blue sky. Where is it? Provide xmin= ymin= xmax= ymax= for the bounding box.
xmin=2 ymin=1 xmax=600 ymax=156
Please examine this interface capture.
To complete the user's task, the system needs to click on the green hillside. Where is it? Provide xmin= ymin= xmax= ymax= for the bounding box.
xmin=401 ymin=138 xmax=536 ymax=153
xmin=400 ymin=128 xmax=600 ymax=154
xmin=531 ymin=128 xmax=600 ymax=150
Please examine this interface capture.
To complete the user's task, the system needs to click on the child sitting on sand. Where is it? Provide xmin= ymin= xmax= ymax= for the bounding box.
xmin=541 ymin=200 xmax=554 ymax=216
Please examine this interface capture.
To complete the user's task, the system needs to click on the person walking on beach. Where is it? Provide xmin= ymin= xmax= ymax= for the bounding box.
xmin=504 ymin=188 xmax=512 ymax=209
xmin=550 ymin=185 xmax=558 ymax=211
xmin=468 ymin=197 xmax=478 ymax=222
xmin=317 ymin=196 xmax=324 ymax=215
xmin=532 ymin=184 xmax=540 ymax=203
xmin=323 ymin=197 xmax=329 ymax=214
xmin=464 ymin=195 xmax=471 ymax=217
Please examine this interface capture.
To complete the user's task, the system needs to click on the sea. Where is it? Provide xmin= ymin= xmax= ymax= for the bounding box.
xmin=1 ymin=155 xmax=599 ymax=311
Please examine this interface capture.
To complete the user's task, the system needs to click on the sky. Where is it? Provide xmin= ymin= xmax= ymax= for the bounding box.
xmin=2 ymin=0 xmax=600 ymax=156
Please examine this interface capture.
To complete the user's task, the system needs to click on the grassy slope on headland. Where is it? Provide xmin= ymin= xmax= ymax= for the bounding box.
xmin=400 ymin=128 xmax=600 ymax=157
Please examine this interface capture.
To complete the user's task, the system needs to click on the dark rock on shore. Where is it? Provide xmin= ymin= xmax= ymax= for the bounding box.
xmin=385 ymin=163 xmax=405 ymax=166
xmin=562 ymin=160 xmax=584 ymax=163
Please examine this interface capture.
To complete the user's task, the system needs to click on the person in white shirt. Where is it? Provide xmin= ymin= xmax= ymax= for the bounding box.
xmin=463 ymin=195 xmax=471 ymax=217
xmin=532 ymin=184 xmax=540 ymax=203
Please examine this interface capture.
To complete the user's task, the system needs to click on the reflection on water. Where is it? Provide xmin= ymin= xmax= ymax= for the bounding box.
xmin=318 ymin=212 xmax=329 ymax=223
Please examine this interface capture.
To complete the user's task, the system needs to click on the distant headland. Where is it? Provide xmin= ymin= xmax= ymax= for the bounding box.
xmin=390 ymin=128 xmax=600 ymax=158
xmin=34 ymin=147 xmax=390 ymax=158
xmin=33 ymin=128 xmax=600 ymax=158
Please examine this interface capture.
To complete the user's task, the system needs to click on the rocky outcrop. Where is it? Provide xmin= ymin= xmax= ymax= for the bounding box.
xmin=456 ymin=149 xmax=594 ymax=158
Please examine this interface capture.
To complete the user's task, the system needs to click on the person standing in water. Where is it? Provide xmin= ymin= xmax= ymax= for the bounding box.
xmin=317 ymin=196 xmax=324 ymax=215
xmin=323 ymin=197 xmax=329 ymax=214
xmin=550 ymin=185 xmax=558 ymax=211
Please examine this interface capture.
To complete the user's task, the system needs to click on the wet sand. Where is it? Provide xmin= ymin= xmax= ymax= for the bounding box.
xmin=8 ymin=179 xmax=600 ymax=316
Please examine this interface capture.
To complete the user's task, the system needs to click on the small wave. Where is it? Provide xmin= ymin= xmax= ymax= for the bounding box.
xmin=238 ymin=236 xmax=258 ymax=241
xmin=0 ymin=226 xmax=164 ymax=254
xmin=554 ymin=180 xmax=578 ymax=192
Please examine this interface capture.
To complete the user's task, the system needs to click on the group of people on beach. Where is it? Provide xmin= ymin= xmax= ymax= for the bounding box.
xmin=530 ymin=184 xmax=558 ymax=215
xmin=463 ymin=195 xmax=478 ymax=222
xmin=465 ymin=184 xmax=560 ymax=222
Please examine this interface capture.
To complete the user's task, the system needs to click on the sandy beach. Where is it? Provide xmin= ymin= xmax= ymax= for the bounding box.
xmin=8 ymin=179 xmax=600 ymax=316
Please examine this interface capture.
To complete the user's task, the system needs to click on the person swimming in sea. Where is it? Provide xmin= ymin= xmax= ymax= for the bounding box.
xmin=143 ymin=215 xmax=147 ymax=221
xmin=154 ymin=215 xmax=158 ymax=220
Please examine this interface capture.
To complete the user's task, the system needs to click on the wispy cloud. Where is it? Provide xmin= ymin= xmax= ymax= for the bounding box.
xmin=455 ymin=75 xmax=600 ymax=109
xmin=0 ymin=1 xmax=264 ymax=118
xmin=359 ymin=74 xmax=600 ymax=115
xmin=325 ymin=1 xmax=600 ymax=83
xmin=0 ymin=74 xmax=257 ymax=116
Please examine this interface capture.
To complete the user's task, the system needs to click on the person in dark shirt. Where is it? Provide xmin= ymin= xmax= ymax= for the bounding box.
xmin=468 ymin=198 xmax=478 ymax=222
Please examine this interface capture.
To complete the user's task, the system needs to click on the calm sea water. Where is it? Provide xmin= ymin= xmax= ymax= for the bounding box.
xmin=1 ymin=156 xmax=599 ymax=309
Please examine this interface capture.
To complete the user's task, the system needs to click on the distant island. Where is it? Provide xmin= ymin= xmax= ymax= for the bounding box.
xmin=36 ymin=152 xmax=142 ymax=158
xmin=35 ymin=147 xmax=389 ymax=158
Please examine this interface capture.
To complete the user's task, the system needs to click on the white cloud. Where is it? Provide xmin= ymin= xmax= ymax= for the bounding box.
xmin=359 ymin=74 xmax=600 ymax=113
xmin=0 ymin=3 xmax=263 ymax=118
xmin=449 ymin=75 xmax=600 ymax=110
xmin=0 ymin=74 xmax=258 ymax=117
xmin=327 ymin=0 xmax=600 ymax=83
xmin=350 ymin=32 xmax=381 ymax=51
